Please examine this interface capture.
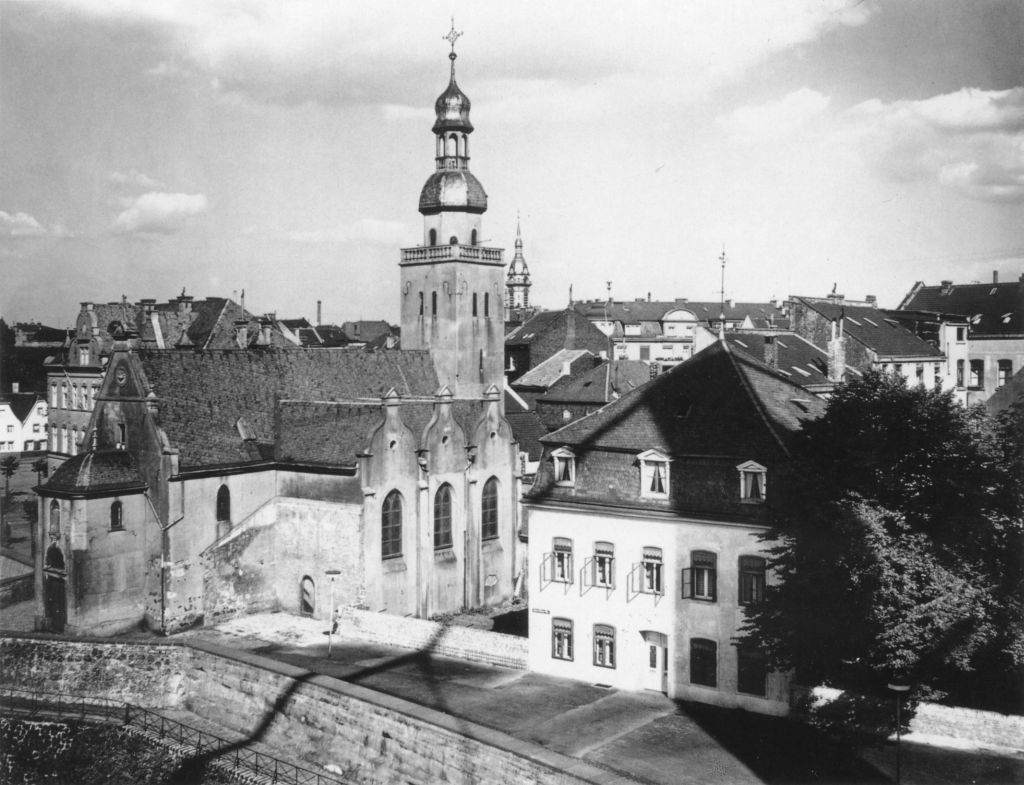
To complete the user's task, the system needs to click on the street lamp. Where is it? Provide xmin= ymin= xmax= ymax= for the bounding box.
xmin=325 ymin=569 xmax=341 ymax=659
xmin=887 ymin=682 xmax=911 ymax=785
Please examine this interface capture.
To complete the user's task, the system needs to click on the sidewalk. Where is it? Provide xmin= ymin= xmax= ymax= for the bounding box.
xmin=173 ymin=612 xmax=1024 ymax=785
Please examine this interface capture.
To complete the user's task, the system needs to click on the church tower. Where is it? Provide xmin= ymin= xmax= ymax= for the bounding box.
xmin=400 ymin=25 xmax=506 ymax=400
xmin=504 ymin=216 xmax=532 ymax=319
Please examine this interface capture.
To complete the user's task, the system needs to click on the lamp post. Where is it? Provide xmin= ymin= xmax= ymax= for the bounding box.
xmin=887 ymin=682 xmax=911 ymax=784
xmin=325 ymin=569 xmax=341 ymax=659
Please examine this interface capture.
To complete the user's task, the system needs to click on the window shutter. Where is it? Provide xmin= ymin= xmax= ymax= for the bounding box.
xmin=681 ymin=568 xmax=691 ymax=599
xmin=709 ymin=568 xmax=717 ymax=602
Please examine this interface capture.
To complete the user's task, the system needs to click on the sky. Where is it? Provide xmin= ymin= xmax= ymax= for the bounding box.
xmin=2 ymin=0 xmax=1023 ymax=328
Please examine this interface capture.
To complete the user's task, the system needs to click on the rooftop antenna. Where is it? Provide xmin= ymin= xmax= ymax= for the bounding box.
xmin=718 ymin=247 xmax=727 ymax=341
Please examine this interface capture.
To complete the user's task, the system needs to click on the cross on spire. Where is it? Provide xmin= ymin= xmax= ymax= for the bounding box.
xmin=444 ymin=17 xmax=462 ymax=58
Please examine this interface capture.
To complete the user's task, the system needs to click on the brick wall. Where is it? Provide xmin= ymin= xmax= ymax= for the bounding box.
xmin=336 ymin=607 xmax=528 ymax=669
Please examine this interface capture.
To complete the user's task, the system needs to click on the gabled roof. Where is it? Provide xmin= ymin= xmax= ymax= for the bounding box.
xmin=138 ymin=348 xmax=438 ymax=469
xmin=541 ymin=340 xmax=824 ymax=458
xmin=793 ymin=298 xmax=942 ymax=358
xmin=1 ymin=392 xmax=41 ymax=422
xmin=513 ymin=349 xmax=594 ymax=389
xmin=726 ymin=332 xmax=861 ymax=388
xmin=505 ymin=409 xmax=548 ymax=462
xmin=41 ymin=450 xmax=147 ymax=497
xmin=505 ymin=310 xmax=567 ymax=344
xmin=897 ymin=279 xmax=1024 ymax=337
xmin=538 ymin=360 xmax=651 ymax=405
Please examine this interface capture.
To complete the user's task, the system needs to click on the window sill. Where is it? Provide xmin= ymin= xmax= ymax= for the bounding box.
xmin=481 ymin=538 xmax=502 ymax=553
xmin=434 ymin=548 xmax=457 ymax=564
xmin=382 ymin=557 xmax=407 ymax=573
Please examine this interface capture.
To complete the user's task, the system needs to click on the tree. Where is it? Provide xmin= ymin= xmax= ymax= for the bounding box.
xmin=740 ymin=373 xmax=1023 ymax=710
xmin=1 ymin=454 xmax=20 ymax=546
xmin=31 ymin=456 xmax=48 ymax=486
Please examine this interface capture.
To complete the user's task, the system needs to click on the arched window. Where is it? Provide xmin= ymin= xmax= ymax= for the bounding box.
xmin=432 ymin=291 xmax=438 ymax=316
xmin=445 ymin=133 xmax=457 ymax=157
xmin=49 ymin=500 xmax=61 ymax=536
xmin=433 ymin=484 xmax=453 ymax=549
xmin=419 ymin=291 xmax=425 ymax=316
xmin=110 ymin=500 xmax=123 ymax=531
xmin=428 ymin=228 xmax=437 ymax=246
xmin=382 ymin=490 xmax=402 ymax=558
xmin=216 ymin=484 xmax=231 ymax=523
xmin=300 ymin=576 xmax=315 ymax=616
xmin=484 ymin=293 xmax=490 ymax=317
xmin=472 ymin=293 xmax=478 ymax=317
xmin=481 ymin=477 xmax=499 ymax=540
xmin=470 ymin=229 xmax=478 ymax=246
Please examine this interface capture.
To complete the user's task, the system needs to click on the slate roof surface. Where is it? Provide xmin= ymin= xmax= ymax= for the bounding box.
xmin=139 ymin=348 xmax=438 ymax=469
xmin=277 ymin=402 xmax=384 ymax=465
xmin=505 ymin=409 xmax=548 ymax=461
xmin=43 ymin=450 xmax=147 ymax=495
xmin=794 ymin=298 xmax=942 ymax=358
xmin=726 ymin=332 xmax=861 ymax=388
xmin=538 ymin=360 xmax=651 ymax=405
xmin=505 ymin=310 xmax=566 ymax=344
xmin=540 ymin=340 xmax=824 ymax=457
xmin=2 ymin=392 xmax=41 ymax=422
xmin=897 ymin=280 xmax=1024 ymax=336
xmin=513 ymin=349 xmax=594 ymax=389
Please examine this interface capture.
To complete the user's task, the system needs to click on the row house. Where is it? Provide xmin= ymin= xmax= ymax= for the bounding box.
xmin=0 ymin=389 xmax=47 ymax=453
xmin=896 ymin=272 xmax=1024 ymax=405
xmin=525 ymin=340 xmax=824 ymax=715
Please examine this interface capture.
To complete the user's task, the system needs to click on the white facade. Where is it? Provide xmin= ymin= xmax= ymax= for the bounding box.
xmin=0 ymin=398 xmax=48 ymax=453
xmin=526 ymin=502 xmax=791 ymax=715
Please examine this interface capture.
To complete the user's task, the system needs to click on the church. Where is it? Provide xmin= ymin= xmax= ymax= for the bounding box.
xmin=34 ymin=35 xmax=522 ymax=636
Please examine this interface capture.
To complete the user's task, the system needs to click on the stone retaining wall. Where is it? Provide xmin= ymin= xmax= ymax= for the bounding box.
xmin=0 ymin=573 xmax=33 ymax=608
xmin=337 ymin=606 xmax=528 ymax=669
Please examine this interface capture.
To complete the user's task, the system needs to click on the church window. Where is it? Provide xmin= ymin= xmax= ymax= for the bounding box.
xmin=432 ymin=291 xmax=438 ymax=316
xmin=216 ymin=484 xmax=231 ymax=524
xmin=484 ymin=293 xmax=490 ymax=317
xmin=428 ymin=228 xmax=437 ymax=246
xmin=110 ymin=501 xmax=123 ymax=531
xmin=433 ymin=483 xmax=453 ymax=549
xmin=382 ymin=491 xmax=403 ymax=558
xmin=46 ymin=543 xmax=65 ymax=571
xmin=419 ymin=292 xmax=424 ymax=316
xmin=481 ymin=477 xmax=499 ymax=540
xmin=471 ymin=229 xmax=478 ymax=246
xmin=472 ymin=293 xmax=478 ymax=317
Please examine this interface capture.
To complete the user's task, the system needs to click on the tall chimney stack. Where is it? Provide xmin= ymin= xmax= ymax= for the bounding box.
xmin=317 ymin=300 xmax=322 ymax=324
xmin=827 ymin=321 xmax=846 ymax=383
xmin=993 ymin=270 xmax=999 ymax=284
xmin=763 ymin=335 xmax=778 ymax=370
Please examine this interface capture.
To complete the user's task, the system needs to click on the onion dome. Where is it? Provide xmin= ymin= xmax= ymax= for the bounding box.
xmin=433 ymin=73 xmax=474 ymax=134
xmin=419 ymin=170 xmax=488 ymax=214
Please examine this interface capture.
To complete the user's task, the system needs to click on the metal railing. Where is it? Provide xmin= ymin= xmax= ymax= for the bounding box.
xmin=0 ymin=687 xmax=347 ymax=785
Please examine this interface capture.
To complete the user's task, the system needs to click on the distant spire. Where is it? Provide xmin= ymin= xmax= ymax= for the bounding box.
xmin=718 ymin=248 xmax=727 ymax=341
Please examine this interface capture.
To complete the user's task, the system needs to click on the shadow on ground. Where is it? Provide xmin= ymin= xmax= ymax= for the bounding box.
xmin=490 ymin=607 xmax=528 ymax=637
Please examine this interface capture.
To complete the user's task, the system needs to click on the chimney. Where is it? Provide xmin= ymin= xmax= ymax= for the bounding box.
xmin=257 ymin=317 xmax=273 ymax=346
xmin=940 ymin=280 xmax=953 ymax=295
xmin=316 ymin=300 xmax=322 ymax=324
xmin=81 ymin=301 xmax=94 ymax=312
xmin=827 ymin=329 xmax=846 ymax=383
xmin=865 ymin=295 xmax=877 ymax=306
xmin=11 ymin=382 xmax=19 ymax=393
xmin=174 ymin=294 xmax=194 ymax=317
xmin=827 ymin=291 xmax=844 ymax=305
xmin=564 ymin=310 xmax=577 ymax=348
xmin=763 ymin=335 xmax=778 ymax=370
xmin=234 ymin=319 xmax=249 ymax=348
xmin=993 ymin=270 xmax=999 ymax=284
xmin=139 ymin=298 xmax=156 ymax=314
xmin=647 ymin=292 xmax=651 ymax=302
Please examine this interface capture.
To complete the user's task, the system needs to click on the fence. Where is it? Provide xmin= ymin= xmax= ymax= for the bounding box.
xmin=0 ymin=686 xmax=348 ymax=785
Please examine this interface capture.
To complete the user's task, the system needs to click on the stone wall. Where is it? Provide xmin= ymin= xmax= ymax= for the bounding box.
xmin=337 ymin=607 xmax=528 ymax=670
xmin=0 ymin=573 xmax=33 ymax=608
xmin=0 ymin=635 xmax=187 ymax=707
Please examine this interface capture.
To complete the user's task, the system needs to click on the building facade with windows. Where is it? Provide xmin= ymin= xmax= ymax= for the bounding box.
xmin=0 ymin=391 xmax=47 ymax=453
xmin=525 ymin=340 xmax=824 ymax=714
xmin=33 ymin=37 xmax=521 ymax=637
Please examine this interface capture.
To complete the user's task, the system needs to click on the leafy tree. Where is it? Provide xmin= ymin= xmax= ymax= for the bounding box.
xmin=31 ymin=456 xmax=48 ymax=486
xmin=1 ymin=454 xmax=19 ymax=546
xmin=741 ymin=373 xmax=1023 ymax=710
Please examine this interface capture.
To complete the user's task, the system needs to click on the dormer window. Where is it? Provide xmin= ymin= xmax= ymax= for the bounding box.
xmin=551 ymin=447 xmax=576 ymax=487
xmin=638 ymin=449 xmax=671 ymax=499
xmin=736 ymin=460 xmax=767 ymax=502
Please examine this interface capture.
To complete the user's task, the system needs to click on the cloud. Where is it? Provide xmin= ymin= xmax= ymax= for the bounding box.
xmin=0 ymin=211 xmax=47 ymax=237
xmin=111 ymin=192 xmax=208 ymax=234
xmin=53 ymin=1 xmax=876 ymax=108
xmin=719 ymin=88 xmax=832 ymax=140
xmin=109 ymin=169 xmax=166 ymax=189
xmin=849 ymin=87 xmax=1024 ymax=202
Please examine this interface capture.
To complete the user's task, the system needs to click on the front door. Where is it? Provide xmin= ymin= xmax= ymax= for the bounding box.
xmin=44 ymin=575 xmax=67 ymax=633
xmin=642 ymin=631 xmax=669 ymax=692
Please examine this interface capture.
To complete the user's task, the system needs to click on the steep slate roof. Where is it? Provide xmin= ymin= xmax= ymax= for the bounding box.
xmin=726 ymin=332 xmax=861 ymax=388
xmin=538 ymin=360 xmax=650 ymax=405
xmin=505 ymin=310 xmax=567 ymax=344
xmin=897 ymin=279 xmax=1024 ymax=337
xmin=2 ymin=392 xmax=41 ymax=422
xmin=793 ymin=298 xmax=942 ymax=358
xmin=139 ymin=348 xmax=438 ymax=469
xmin=505 ymin=410 xmax=548 ymax=461
xmin=277 ymin=402 xmax=384 ymax=465
xmin=541 ymin=340 xmax=824 ymax=458
xmin=513 ymin=349 xmax=594 ymax=389
xmin=43 ymin=450 xmax=147 ymax=496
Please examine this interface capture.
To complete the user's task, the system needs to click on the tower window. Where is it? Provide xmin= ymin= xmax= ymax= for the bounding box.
xmin=429 ymin=229 xmax=437 ymax=246
xmin=471 ymin=229 xmax=478 ymax=246
xmin=472 ymin=293 xmax=478 ymax=317
xmin=432 ymin=291 xmax=438 ymax=316
xmin=110 ymin=500 xmax=123 ymax=531
xmin=216 ymin=485 xmax=231 ymax=524
xmin=484 ymin=293 xmax=490 ymax=317
xmin=419 ymin=292 xmax=424 ymax=316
